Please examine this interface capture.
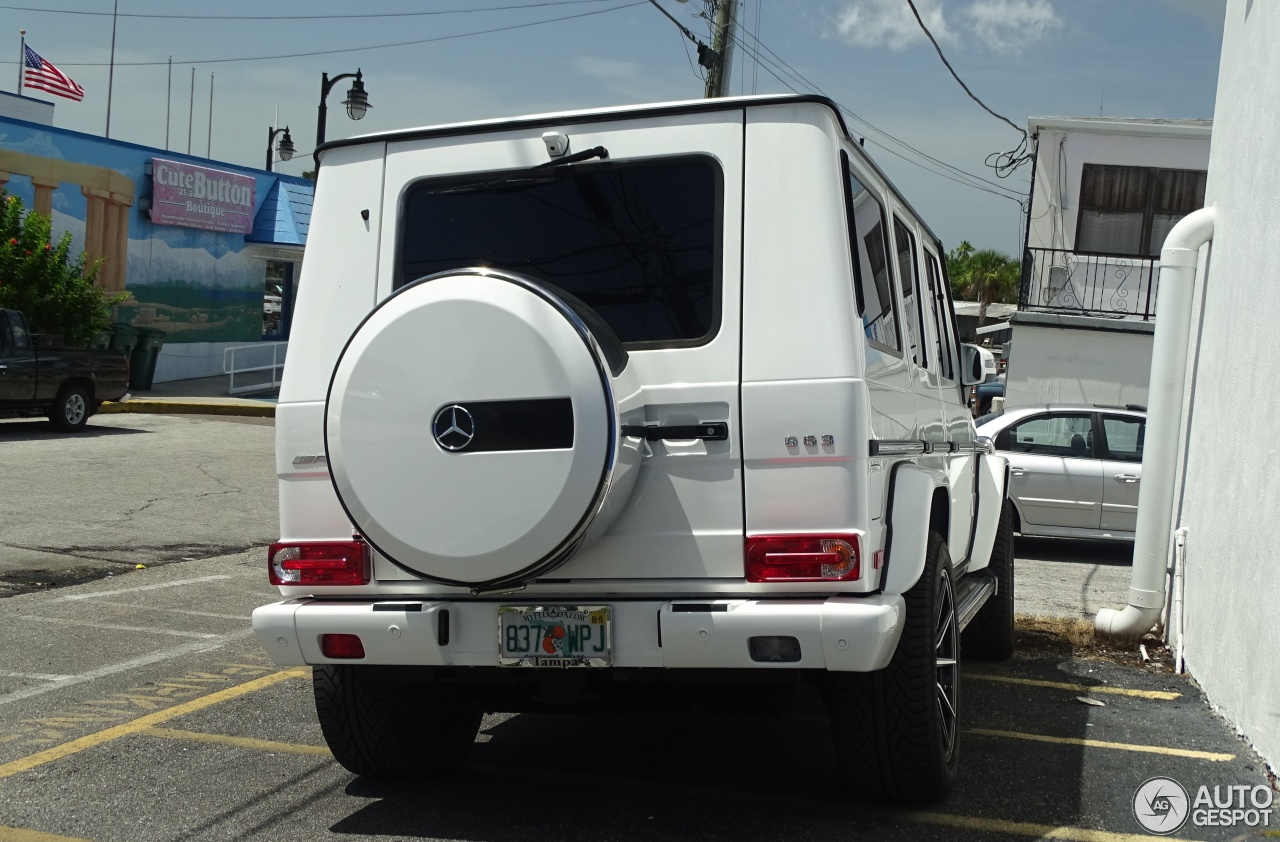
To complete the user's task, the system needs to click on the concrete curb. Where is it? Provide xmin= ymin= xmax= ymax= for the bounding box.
xmin=98 ymin=400 xmax=275 ymax=418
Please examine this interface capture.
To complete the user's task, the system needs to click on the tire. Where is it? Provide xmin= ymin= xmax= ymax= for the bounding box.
xmin=822 ymin=531 xmax=960 ymax=803
xmin=49 ymin=384 xmax=91 ymax=432
xmin=963 ymin=499 xmax=1016 ymax=661
xmin=313 ymin=665 xmax=482 ymax=779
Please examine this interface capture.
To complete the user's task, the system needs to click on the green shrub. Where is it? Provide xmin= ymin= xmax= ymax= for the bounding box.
xmin=0 ymin=193 xmax=120 ymax=347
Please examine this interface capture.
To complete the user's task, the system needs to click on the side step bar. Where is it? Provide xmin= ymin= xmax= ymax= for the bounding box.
xmin=955 ymin=569 xmax=998 ymax=632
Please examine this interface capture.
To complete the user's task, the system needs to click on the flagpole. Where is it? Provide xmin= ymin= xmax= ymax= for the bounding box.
xmin=164 ymin=57 xmax=171 ymax=150
xmin=206 ymin=73 xmax=213 ymax=158
xmin=17 ymin=29 xmax=24 ymax=95
xmin=186 ymin=66 xmax=194 ymax=155
xmin=105 ymin=0 xmax=118 ymax=137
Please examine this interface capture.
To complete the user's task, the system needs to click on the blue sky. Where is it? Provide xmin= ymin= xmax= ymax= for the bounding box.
xmin=5 ymin=0 xmax=1225 ymax=254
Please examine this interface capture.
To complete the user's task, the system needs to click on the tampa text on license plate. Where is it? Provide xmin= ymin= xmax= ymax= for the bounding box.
xmin=498 ymin=605 xmax=612 ymax=667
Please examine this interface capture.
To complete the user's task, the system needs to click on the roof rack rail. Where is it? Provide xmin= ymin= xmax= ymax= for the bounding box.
xmin=1092 ymin=403 xmax=1147 ymax=412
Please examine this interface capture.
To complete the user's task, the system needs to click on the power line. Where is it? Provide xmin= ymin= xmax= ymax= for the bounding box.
xmin=902 ymin=0 xmax=1032 ymax=179
xmin=731 ymin=36 xmax=1021 ymax=204
xmin=903 ymin=0 xmax=1023 ymax=137
xmin=719 ymin=22 xmax=1023 ymax=202
xmin=716 ymin=4 xmax=1022 ymax=199
xmin=4 ymin=2 xmax=645 ymax=67
xmin=0 ymin=0 xmax=614 ymax=21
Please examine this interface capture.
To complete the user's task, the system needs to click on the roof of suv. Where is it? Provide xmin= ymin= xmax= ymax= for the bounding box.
xmin=313 ymin=94 xmax=945 ymax=250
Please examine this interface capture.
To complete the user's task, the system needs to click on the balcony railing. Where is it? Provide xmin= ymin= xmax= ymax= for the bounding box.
xmin=1019 ymin=247 xmax=1158 ymax=320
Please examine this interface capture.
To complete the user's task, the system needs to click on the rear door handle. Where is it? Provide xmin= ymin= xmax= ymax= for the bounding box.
xmin=622 ymin=422 xmax=728 ymax=442
xmin=1113 ymin=474 xmax=1140 ymax=483
xmin=1010 ymin=467 xmax=1028 ymax=476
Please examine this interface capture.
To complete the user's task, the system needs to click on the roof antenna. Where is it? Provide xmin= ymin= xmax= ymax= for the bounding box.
xmin=859 ymin=137 xmax=865 ymax=147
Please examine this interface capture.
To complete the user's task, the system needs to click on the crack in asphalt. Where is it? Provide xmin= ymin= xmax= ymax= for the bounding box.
xmin=196 ymin=460 xmax=244 ymax=495
xmin=0 ymin=541 xmax=258 ymax=565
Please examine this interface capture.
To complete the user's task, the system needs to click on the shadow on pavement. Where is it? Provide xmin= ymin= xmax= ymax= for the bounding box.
xmin=1016 ymin=535 xmax=1134 ymax=566
xmin=0 ymin=419 xmax=151 ymax=442
xmin=326 ymin=657 xmax=1113 ymax=841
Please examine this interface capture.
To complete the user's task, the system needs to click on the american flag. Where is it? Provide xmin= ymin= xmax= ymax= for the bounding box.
xmin=23 ymin=44 xmax=84 ymax=102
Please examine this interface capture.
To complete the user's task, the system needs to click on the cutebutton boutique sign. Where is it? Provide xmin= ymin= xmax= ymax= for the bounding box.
xmin=150 ymin=157 xmax=256 ymax=234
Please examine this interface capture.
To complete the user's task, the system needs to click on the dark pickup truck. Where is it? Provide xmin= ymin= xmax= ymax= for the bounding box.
xmin=0 ymin=309 xmax=129 ymax=432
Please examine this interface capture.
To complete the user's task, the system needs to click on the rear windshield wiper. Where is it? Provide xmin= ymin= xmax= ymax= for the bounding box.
xmin=532 ymin=145 xmax=609 ymax=169
xmin=420 ymin=146 xmax=610 ymax=195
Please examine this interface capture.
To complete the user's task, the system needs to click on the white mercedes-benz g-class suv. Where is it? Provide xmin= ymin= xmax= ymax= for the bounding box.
xmin=253 ymin=94 xmax=1011 ymax=803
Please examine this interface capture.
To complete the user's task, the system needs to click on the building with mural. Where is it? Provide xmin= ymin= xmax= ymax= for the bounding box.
xmin=0 ymin=93 xmax=311 ymax=382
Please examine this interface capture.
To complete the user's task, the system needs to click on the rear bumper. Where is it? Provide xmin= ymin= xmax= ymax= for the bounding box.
xmin=252 ymin=595 xmax=905 ymax=673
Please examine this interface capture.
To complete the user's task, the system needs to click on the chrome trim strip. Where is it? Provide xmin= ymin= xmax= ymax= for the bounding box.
xmin=955 ymin=570 xmax=997 ymax=631
xmin=869 ymin=440 xmax=928 ymax=457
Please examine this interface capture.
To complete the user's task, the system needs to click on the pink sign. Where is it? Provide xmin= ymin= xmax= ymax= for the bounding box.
xmin=150 ymin=157 xmax=256 ymax=234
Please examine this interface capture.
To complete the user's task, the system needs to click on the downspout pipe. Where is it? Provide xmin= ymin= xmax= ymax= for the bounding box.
xmin=1096 ymin=206 xmax=1216 ymax=641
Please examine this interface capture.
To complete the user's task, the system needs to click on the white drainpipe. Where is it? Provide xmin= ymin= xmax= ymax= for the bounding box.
xmin=1096 ymin=206 xmax=1216 ymax=641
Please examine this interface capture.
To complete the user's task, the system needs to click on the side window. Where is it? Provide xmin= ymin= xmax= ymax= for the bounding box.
xmin=7 ymin=312 xmax=30 ymax=352
xmin=842 ymin=153 xmax=901 ymax=354
xmin=1004 ymin=414 xmax=1095 ymax=458
xmin=924 ymin=251 xmax=955 ymax=380
xmin=1102 ymin=416 xmax=1144 ymax=462
xmin=893 ymin=217 xmax=927 ymax=369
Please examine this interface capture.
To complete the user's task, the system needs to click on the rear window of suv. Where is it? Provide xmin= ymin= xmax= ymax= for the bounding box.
xmin=398 ymin=155 xmax=723 ymax=347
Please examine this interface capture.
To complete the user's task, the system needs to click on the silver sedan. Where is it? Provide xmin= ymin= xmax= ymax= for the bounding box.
xmin=976 ymin=405 xmax=1146 ymax=542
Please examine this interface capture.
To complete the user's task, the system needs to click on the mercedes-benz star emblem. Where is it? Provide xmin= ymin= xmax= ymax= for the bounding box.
xmin=432 ymin=405 xmax=475 ymax=451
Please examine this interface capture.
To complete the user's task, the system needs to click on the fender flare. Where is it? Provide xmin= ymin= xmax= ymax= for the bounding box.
xmin=966 ymin=452 xmax=1009 ymax=573
xmin=881 ymin=463 xmax=950 ymax=595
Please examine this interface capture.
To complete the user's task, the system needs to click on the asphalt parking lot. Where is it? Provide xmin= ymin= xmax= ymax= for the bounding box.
xmin=0 ymin=414 xmax=1274 ymax=841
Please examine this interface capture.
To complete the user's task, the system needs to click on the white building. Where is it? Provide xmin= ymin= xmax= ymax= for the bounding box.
xmin=1005 ymin=116 xmax=1211 ymax=408
xmin=1167 ymin=0 xmax=1280 ymax=774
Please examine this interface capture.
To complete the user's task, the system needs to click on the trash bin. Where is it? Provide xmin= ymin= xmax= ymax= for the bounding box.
xmin=129 ymin=327 xmax=167 ymax=391
xmin=108 ymin=323 xmax=140 ymax=356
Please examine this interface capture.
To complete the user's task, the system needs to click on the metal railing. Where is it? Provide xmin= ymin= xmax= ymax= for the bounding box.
xmin=223 ymin=341 xmax=287 ymax=395
xmin=1019 ymin=247 xmax=1159 ymax=320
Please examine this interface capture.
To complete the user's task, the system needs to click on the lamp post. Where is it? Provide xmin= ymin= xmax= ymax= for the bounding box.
xmin=316 ymin=68 xmax=370 ymax=148
xmin=266 ymin=126 xmax=295 ymax=172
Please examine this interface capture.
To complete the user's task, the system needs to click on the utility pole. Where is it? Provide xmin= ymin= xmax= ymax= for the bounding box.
xmin=703 ymin=0 xmax=739 ymax=98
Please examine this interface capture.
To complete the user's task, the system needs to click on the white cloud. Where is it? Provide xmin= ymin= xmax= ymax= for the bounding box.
xmin=572 ymin=57 xmax=642 ymax=80
xmin=966 ymin=0 xmax=1063 ymax=55
xmin=835 ymin=0 xmax=954 ymax=51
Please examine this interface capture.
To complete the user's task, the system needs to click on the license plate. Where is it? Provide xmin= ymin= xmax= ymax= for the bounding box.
xmin=498 ymin=605 xmax=612 ymax=667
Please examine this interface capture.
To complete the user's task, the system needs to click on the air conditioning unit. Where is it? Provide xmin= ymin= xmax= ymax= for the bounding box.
xmin=1045 ymin=265 xmax=1068 ymax=304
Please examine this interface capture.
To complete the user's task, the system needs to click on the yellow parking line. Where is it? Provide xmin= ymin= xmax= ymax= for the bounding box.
xmin=142 ymin=727 xmax=330 ymax=757
xmin=0 ymin=668 xmax=307 ymax=781
xmin=967 ymin=728 xmax=1235 ymax=761
xmin=0 ymin=828 xmax=92 ymax=842
xmin=899 ymin=810 xmax=1200 ymax=842
xmin=966 ymin=673 xmax=1181 ymax=700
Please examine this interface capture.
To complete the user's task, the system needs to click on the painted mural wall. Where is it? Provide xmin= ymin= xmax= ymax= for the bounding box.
xmin=0 ymin=116 xmax=305 ymax=344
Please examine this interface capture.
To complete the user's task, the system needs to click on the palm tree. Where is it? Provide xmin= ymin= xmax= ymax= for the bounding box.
xmin=954 ymin=248 xmax=1019 ymax=325
xmin=946 ymin=240 xmax=975 ymax=293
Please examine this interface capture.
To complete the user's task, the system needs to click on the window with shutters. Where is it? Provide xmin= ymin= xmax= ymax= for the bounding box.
xmin=1076 ymin=164 xmax=1207 ymax=256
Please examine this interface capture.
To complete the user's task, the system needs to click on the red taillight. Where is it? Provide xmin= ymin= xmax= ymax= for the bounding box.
xmin=320 ymin=633 xmax=365 ymax=659
xmin=268 ymin=540 xmax=370 ymax=586
xmin=745 ymin=535 xmax=861 ymax=583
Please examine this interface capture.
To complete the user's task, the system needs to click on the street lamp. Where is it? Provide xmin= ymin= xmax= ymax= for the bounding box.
xmin=316 ymin=68 xmax=371 ymax=147
xmin=265 ymin=125 xmax=295 ymax=172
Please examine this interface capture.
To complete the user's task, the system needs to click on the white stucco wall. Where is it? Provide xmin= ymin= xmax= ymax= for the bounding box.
xmin=1027 ymin=126 xmax=1211 ymax=252
xmin=1004 ymin=318 xmax=1153 ymax=408
xmin=1175 ymin=0 xmax=1280 ymax=773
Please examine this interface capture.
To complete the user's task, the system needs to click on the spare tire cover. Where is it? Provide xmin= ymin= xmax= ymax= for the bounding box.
xmin=326 ymin=269 xmax=633 ymax=587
